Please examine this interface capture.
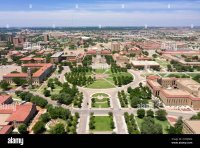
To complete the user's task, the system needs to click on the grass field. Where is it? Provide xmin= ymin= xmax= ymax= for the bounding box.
xmin=94 ymin=69 xmax=106 ymax=74
xmin=92 ymin=93 xmax=109 ymax=98
xmin=87 ymin=79 xmax=115 ymax=89
xmin=92 ymin=98 xmax=110 ymax=108
xmin=91 ymin=116 xmax=113 ymax=131
xmin=155 ymin=58 xmax=170 ymax=68
xmin=112 ymin=72 xmax=132 ymax=77
xmin=85 ymin=68 xmax=133 ymax=89
xmin=135 ymin=117 xmax=170 ymax=134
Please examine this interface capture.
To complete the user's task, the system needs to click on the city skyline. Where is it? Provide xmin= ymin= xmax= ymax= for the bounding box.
xmin=0 ymin=0 xmax=200 ymax=27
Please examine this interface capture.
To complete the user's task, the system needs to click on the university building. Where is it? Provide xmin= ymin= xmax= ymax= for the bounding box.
xmin=147 ymin=76 xmax=200 ymax=110
xmin=0 ymin=95 xmax=37 ymax=134
xmin=3 ymin=63 xmax=53 ymax=85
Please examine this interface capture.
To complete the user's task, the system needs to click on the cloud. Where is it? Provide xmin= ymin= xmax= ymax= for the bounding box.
xmin=0 ymin=0 xmax=200 ymax=27
xmin=0 ymin=9 xmax=199 ymax=27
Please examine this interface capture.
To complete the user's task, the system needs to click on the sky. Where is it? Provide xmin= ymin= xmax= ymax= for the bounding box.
xmin=0 ymin=0 xmax=200 ymax=27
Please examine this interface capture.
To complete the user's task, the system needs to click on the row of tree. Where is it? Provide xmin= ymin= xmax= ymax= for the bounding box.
xmin=113 ymin=75 xmax=133 ymax=86
xmin=124 ymin=112 xmax=139 ymax=134
xmin=118 ymin=90 xmax=128 ymax=108
xmin=169 ymin=60 xmax=194 ymax=72
xmin=105 ymin=55 xmax=115 ymax=65
xmin=111 ymin=64 xmax=127 ymax=73
xmin=73 ymin=92 xmax=83 ymax=108
xmin=15 ymin=91 xmax=48 ymax=108
xmin=137 ymin=109 xmax=167 ymax=121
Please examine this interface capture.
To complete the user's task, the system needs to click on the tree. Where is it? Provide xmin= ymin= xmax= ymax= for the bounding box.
xmin=31 ymin=96 xmax=48 ymax=108
xmin=137 ymin=109 xmax=145 ymax=118
xmin=139 ymin=82 xmax=143 ymax=88
xmin=168 ymin=117 xmax=183 ymax=134
xmin=50 ymin=123 xmax=65 ymax=134
xmin=43 ymin=89 xmax=51 ymax=97
xmin=156 ymin=109 xmax=167 ymax=121
xmin=152 ymin=54 xmax=158 ymax=58
xmin=190 ymin=112 xmax=200 ymax=120
xmin=18 ymin=124 xmax=28 ymax=134
xmin=141 ymin=117 xmax=163 ymax=134
xmin=0 ymin=80 xmax=10 ymax=90
xmin=12 ymin=78 xmax=27 ymax=86
xmin=146 ymin=110 xmax=154 ymax=118
xmin=33 ymin=121 xmax=46 ymax=134
xmin=40 ymin=113 xmax=51 ymax=123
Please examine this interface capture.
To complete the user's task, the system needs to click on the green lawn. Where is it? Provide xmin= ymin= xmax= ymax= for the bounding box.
xmin=92 ymin=93 xmax=109 ymax=98
xmin=92 ymin=116 xmax=113 ymax=131
xmin=155 ymin=58 xmax=170 ymax=67
xmin=104 ymin=69 xmax=112 ymax=74
xmin=92 ymin=98 xmax=110 ymax=108
xmin=112 ymin=72 xmax=132 ymax=77
xmin=94 ymin=69 xmax=106 ymax=74
xmin=87 ymin=79 xmax=115 ymax=89
xmin=105 ymin=77 xmax=115 ymax=85
xmin=135 ymin=117 xmax=170 ymax=134
xmin=50 ymin=85 xmax=63 ymax=95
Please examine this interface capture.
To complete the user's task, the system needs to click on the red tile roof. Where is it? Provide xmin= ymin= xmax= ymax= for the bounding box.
xmin=22 ymin=63 xmax=52 ymax=77
xmin=5 ymin=103 xmax=36 ymax=122
xmin=0 ymin=95 xmax=12 ymax=105
xmin=3 ymin=73 xmax=28 ymax=78
xmin=4 ymin=63 xmax=53 ymax=79
xmin=129 ymin=47 xmax=141 ymax=51
xmin=0 ymin=125 xmax=13 ymax=134
xmin=147 ymin=75 xmax=160 ymax=80
xmin=20 ymin=57 xmax=44 ymax=61
xmin=87 ymin=50 xmax=97 ymax=54
xmin=101 ymin=50 xmax=111 ymax=54
xmin=160 ymin=89 xmax=200 ymax=101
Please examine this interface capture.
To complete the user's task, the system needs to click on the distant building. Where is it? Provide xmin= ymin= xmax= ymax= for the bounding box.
xmin=131 ymin=60 xmax=160 ymax=69
xmin=13 ymin=36 xmax=26 ymax=47
xmin=63 ymin=52 xmax=84 ymax=63
xmin=20 ymin=57 xmax=45 ymax=64
xmin=147 ymin=76 xmax=200 ymax=110
xmin=50 ymin=52 xmax=64 ymax=63
xmin=127 ymin=46 xmax=141 ymax=55
xmin=113 ymin=53 xmax=129 ymax=64
xmin=3 ymin=63 xmax=53 ymax=85
xmin=183 ymin=120 xmax=200 ymax=134
xmin=43 ymin=34 xmax=49 ymax=42
xmin=86 ymin=50 xmax=97 ymax=55
xmin=111 ymin=42 xmax=120 ymax=51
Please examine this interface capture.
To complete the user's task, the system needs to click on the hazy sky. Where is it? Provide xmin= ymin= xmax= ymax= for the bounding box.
xmin=0 ymin=0 xmax=200 ymax=27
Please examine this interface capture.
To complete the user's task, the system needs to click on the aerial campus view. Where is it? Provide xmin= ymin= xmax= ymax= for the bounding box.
xmin=0 ymin=0 xmax=200 ymax=144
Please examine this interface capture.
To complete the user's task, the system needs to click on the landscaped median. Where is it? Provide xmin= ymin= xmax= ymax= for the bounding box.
xmin=91 ymin=93 xmax=110 ymax=108
xmin=89 ymin=112 xmax=115 ymax=133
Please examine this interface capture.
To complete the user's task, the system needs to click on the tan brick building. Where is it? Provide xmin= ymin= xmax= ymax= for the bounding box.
xmin=147 ymin=76 xmax=200 ymax=110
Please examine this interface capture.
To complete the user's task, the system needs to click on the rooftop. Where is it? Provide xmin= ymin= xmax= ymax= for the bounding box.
xmin=184 ymin=120 xmax=200 ymax=134
xmin=20 ymin=57 xmax=44 ymax=61
xmin=161 ymin=89 xmax=190 ymax=97
xmin=0 ymin=125 xmax=13 ymax=134
xmin=131 ymin=60 xmax=160 ymax=66
xmin=51 ymin=52 xmax=64 ymax=58
xmin=0 ymin=95 xmax=11 ymax=105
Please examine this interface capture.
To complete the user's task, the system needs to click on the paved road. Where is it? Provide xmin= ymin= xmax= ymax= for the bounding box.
xmin=18 ymin=68 xmax=197 ymax=134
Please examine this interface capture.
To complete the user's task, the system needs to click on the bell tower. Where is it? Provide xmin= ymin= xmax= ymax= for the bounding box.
xmin=27 ymin=67 xmax=32 ymax=88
